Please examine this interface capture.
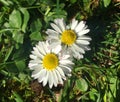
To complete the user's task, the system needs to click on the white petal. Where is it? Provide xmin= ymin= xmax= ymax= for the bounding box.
xmin=83 ymin=46 xmax=91 ymax=50
xmin=55 ymin=18 xmax=66 ymax=31
xmin=71 ymin=19 xmax=78 ymax=30
xmin=77 ymin=36 xmax=92 ymax=41
xmin=30 ymin=54 xmax=37 ymax=59
xmin=49 ymin=41 xmax=61 ymax=49
xmin=32 ymin=49 xmax=43 ymax=59
xmin=41 ymin=42 xmax=50 ymax=53
xmin=73 ymin=52 xmax=83 ymax=59
xmin=52 ymin=45 xmax=61 ymax=54
xmin=29 ymin=59 xmax=41 ymax=64
xmin=51 ymin=23 xmax=62 ymax=33
xmin=76 ymin=44 xmax=91 ymax=51
xmin=37 ymin=42 xmax=46 ymax=55
xmin=33 ymin=47 xmax=43 ymax=58
xmin=47 ymin=38 xmax=60 ymax=44
xmin=46 ymin=29 xmax=59 ymax=40
xmin=61 ymin=66 xmax=71 ymax=76
xmin=55 ymin=70 xmax=63 ymax=84
xmin=29 ymin=63 xmax=42 ymax=70
xmin=78 ymin=29 xmax=90 ymax=36
xmin=54 ymin=18 xmax=60 ymax=24
xmin=32 ymin=67 xmax=43 ymax=79
xmin=72 ymin=44 xmax=85 ymax=54
xmin=75 ymin=21 xmax=85 ymax=32
xmin=60 ymin=64 xmax=72 ymax=72
xmin=28 ymin=63 xmax=38 ymax=68
xmin=52 ymin=71 xmax=58 ymax=87
xmin=59 ymin=45 xmax=68 ymax=55
xmin=57 ymin=67 xmax=66 ymax=80
xmin=43 ymin=71 xmax=49 ymax=86
xmin=48 ymin=71 xmax=54 ymax=88
xmin=69 ymin=46 xmax=84 ymax=59
xmin=47 ymin=34 xmax=59 ymax=40
xmin=46 ymin=29 xmax=59 ymax=35
xmin=59 ymin=59 xmax=73 ymax=65
xmin=38 ymin=69 xmax=47 ymax=83
xmin=76 ymin=40 xmax=90 ymax=45
xmin=60 ymin=54 xmax=70 ymax=60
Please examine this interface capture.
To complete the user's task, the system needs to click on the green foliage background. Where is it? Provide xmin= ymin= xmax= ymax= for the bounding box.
xmin=0 ymin=0 xmax=120 ymax=102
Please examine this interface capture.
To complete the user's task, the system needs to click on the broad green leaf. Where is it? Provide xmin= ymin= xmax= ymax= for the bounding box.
xmin=89 ymin=89 xmax=98 ymax=101
xmin=0 ymin=0 xmax=13 ymax=6
xmin=15 ymin=60 xmax=26 ymax=72
xmin=103 ymin=0 xmax=111 ymax=7
xmin=9 ymin=9 xmax=22 ymax=28
xmin=12 ymin=31 xmax=24 ymax=44
xmin=30 ymin=19 xmax=42 ymax=32
xmin=26 ymin=0 xmax=35 ymax=5
xmin=5 ymin=62 xmax=18 ymax=73
xmin=30 ymin=31 xmax=43 ymax=41
xmin=75 ymin=78 xmax=88 ymax=92
xmin=12 ymin=46 xmax=25 ymax=59
xmin=70 ymin=0 xmax=77 ymax=4
xmin=18 ymin=73 xmax=30 ymax=83
xmin=20 ymin=8 xmax=30 ymax=33
xmin=18 ymin=73 xmax=27 ymax=81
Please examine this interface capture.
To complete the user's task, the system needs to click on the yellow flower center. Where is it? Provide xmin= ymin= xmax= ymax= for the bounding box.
xmin=43 ymin=53 xmax=58 ymax=70
xmin=61 ymin=30 xmax=76 ymax=46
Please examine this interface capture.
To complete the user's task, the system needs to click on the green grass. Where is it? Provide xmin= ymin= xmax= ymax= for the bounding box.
xmin=0 ymin=0 xmax=120 ymax=102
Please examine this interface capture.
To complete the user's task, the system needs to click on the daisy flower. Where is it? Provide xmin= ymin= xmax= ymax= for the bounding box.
xmin=28 ymin=41 xmax=73 ymax=88
xmin=46 ymin=18 xmax=91 ymax=59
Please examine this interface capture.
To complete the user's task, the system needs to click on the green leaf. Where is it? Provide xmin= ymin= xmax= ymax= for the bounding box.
xmin=12 ymin=31 xmax=24 ymax=44
xmin=89 ymin=89 xmax=98 ymax=101
xmin=26 ymin=0 xmax=36 ymax=5
xmin=30 ymin=18 xmax=42 ymax=32
xmin=103 ymin=0 xmax=111 ymax=7
xmin=18 ymin=73 xmax=30 ymax=83
xmin=5 ymin=62 xmax=18 ymax=73
xmin=9 ymin=9 xmax=22 ymax=28
xmin=30 ymin=19 xmax=42 ymax=32
xmin=0 ymin=0 xmax=13 ymax=6
xmin=12 ymin=91 xmax=23 ymax=102
xmin=75 ymin=78 xmax=88 ymax=92
xmin=0 ymin=33 xmax=2 ymax=42
xmin=30 ymin=31 xmax=43 ymax=41
xmin=70 ymin=0 xmax=77 ymax=4
xmin=20 ymin=8 xmax=30 ymax=33
xmin=15 ymin=60 xmax=26 ymax=72
xmin=18 ymin=73 xmax=27 ymax=80
xmin=4 ymin=46 xmax=14 ymax=62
